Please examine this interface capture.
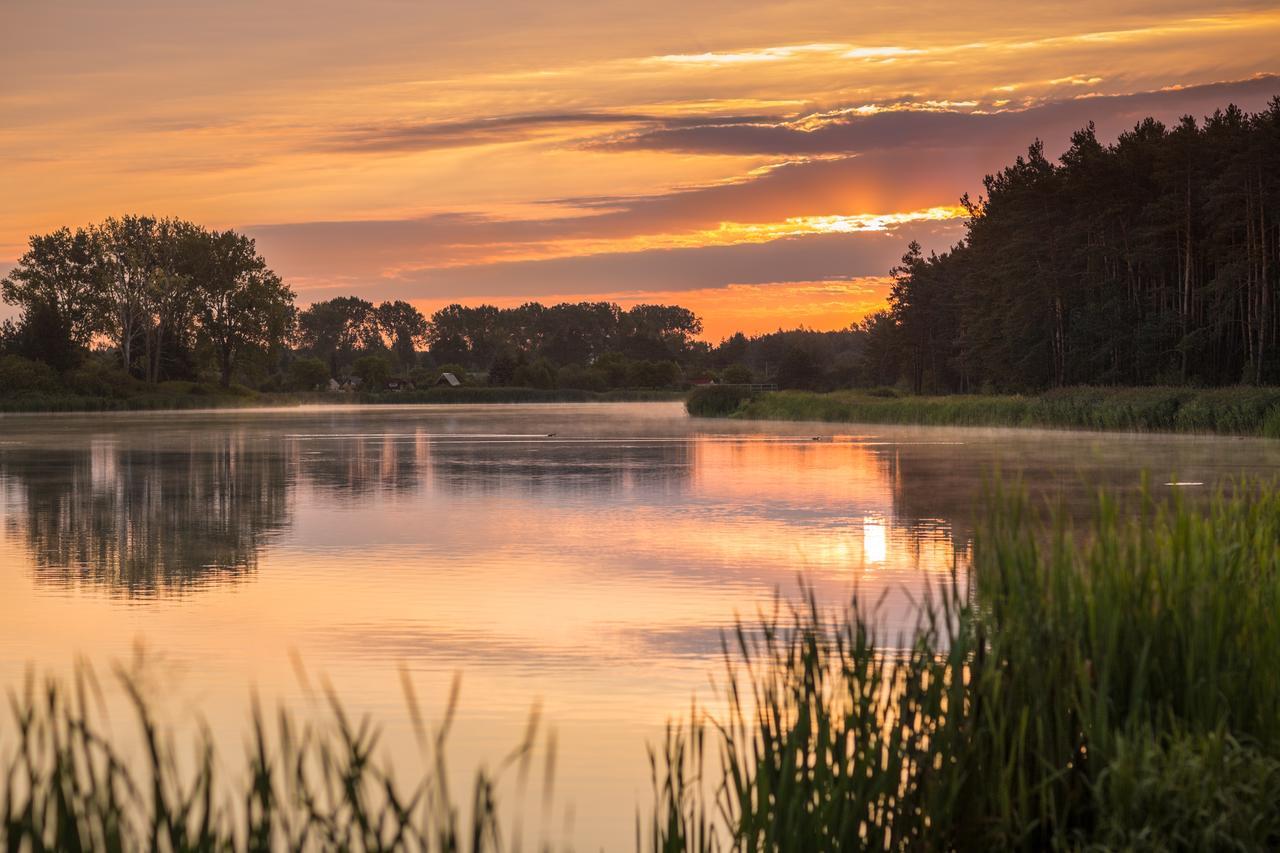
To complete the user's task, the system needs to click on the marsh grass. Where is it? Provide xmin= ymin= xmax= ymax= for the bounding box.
xmin=688 ymin=386 xmax=1280 ymax=437
xmin=1 ymin=665 xmax=554 ymax=852
xmin=647 ymin=481 xmax=1280 ymax=850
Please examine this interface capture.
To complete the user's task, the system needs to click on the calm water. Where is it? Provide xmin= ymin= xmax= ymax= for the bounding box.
xmin=1 ymin=402 xmax=1277 ymax=848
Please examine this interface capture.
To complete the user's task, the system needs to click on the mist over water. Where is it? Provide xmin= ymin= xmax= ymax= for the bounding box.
xmin=1 ymin=402 xmax=1276 ymax=848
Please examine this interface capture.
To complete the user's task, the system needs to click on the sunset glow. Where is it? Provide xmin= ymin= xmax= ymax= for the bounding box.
xmin=3 ymin=1 xmax=1278 ymax=335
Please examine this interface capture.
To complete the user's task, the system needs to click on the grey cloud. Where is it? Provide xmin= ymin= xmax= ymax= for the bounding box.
xmin=341 ymin=223 xmax=964 ymax=302
xmin=319 ymin=111 xmax=775 ymax=153
xmin=247 ymin=146 xmax=978 ymax=283
xmin=604 ymin=76 xmax=1280 ymax=156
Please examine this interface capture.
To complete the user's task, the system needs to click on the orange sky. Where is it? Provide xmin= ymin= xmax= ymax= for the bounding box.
xmin=2 ymin=1 xmax=1279 ymax=337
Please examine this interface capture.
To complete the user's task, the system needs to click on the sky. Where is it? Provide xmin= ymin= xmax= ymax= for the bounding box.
xmin=3 ymin=1 xmax=1279 ymax=339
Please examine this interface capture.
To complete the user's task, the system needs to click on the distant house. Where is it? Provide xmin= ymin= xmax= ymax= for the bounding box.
xmin=385 ymin=378 xmax=415 ymax=391
xmin=689 ymin=377 xmax=718 ymax=387
xmin=436 ymin=372 xmax=462 ymax=387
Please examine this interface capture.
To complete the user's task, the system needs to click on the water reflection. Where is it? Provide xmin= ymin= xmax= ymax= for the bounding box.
xmin=429 ymin=438 xmax=692 ymax=496
xmin=0 ymin=435 xmax=290 ymax=594
xmin=298 ymin=432 xmax=430 ymax=498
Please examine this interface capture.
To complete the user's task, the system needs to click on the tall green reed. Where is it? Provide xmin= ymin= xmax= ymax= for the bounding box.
xmin=695 ymin=386 xmax=1280 ymax=437
xmin=1 ymin=663 xmax=553 ymax=852
xmin=649 ymin=481 xmax=1280 ymax=850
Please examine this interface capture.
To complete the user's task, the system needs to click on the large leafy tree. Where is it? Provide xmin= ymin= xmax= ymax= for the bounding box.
xmin=93 ymin=215 xmax=159 ymax=376
xmin=297 ymin=297 xmax=379 ymax=377
xmin=1 ymin=227 xmax=106 ymax=369
xmin=188 ymin=229 xmax=295 ymax=387
xmin=375 ymin=300 xmax=428 ymax=368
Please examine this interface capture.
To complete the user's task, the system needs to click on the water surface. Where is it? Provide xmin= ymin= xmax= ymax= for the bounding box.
xmin=1 ymin=402 xmax=1275 ymax=848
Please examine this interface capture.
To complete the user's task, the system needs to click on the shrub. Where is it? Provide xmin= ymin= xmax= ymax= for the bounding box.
xmin=686 ymin=384 xmax=756 ymax=417
xmin=286 ymin=356 xmax=331 ymax=391
xmin=0 ymin=355 xmax=60 ymax=396
xmin=557 ymin=364 xmax=608 ymax=392
xmin=351 ymin=354 xmax=392 ymax=390
xmin=62 ymin=358 xmax=137 ymax=398
xmin=512 ymin=358 xmax=556 ymax=389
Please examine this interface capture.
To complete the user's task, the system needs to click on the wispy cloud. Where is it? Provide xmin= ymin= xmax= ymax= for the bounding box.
xmin=601 ymin=75 xmax=1280 ymax=155
xmin=316 ymin=111 xmax=770 ymax=153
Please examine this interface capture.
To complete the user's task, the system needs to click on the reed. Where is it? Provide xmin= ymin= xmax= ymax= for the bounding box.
xmin=0 ymin=667 xmax=549 ymax=852
xmin=648 ymin=481 xmax=1280 ymax=850
xmin=688 ymin=385 xmax=1280 ymax=437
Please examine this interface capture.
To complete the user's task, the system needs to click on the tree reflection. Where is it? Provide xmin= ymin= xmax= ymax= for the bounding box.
xmin=427 ymin=439 xmax=693 ymax=496
xmin=0 ymin=435 xmax=291 ymax=595
xmin=298 ymin=433 xmax=428 ymax=498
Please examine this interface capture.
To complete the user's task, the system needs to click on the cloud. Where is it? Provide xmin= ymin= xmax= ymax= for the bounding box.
xmin=296 ymin=222 xmax=962 ymax=301
xmin=247 ymin=146 xmax=978 ymax=283
xmin=602 ymin=75 xmax=1280 ymax=156
xmin=318 ymin=111 xmax=775 ymax=153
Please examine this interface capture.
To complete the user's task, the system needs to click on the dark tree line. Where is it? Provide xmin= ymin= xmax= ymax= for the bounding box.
xmin=1 ymin=216 xmax=710 ymax=393
xmin=289 ymin=298 xmax=704 ymax=390
xmin=871 ymin=97 xmax=1280 ymax=392
xmin=706 ymin=329 xmax=864 ymax=389
xmin=423 ymin=302 xmax=702 ymax=368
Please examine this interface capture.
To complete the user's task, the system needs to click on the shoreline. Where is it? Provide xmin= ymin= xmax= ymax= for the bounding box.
xmin=686 ymin=386 xmax=1280 ymax=438
xmin=0 ymin=387 xmax=687 ymax=416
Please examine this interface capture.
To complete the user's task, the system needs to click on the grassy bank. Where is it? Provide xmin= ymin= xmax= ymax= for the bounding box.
xmin=652 ymin=482 xmax=1280 ymax=850
xmin=688 ymin=385 xmax=1280 ymax=437
xmin=6 ymin=484 xmax=1280 ymax=849
xmin=0 ymin=386 xmax=685 ymax=414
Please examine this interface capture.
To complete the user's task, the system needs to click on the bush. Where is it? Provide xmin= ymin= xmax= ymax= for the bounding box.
xmin=407 ymin=366 xmax=437 ymax=388
xmin=487 ymin=349 xmax=522 ymax=386
xmin=686 ymin=384 xmax=756 ymax=417
xmin=286 ymin=357 xmax=331 ymax=391
xmin=63 ymin=358 xmax=137 ymax=398
xmin=720 ymin=364 xmax=753 ymax=384
xmin=351 ymin=354 xmax=391 ymax=390
xmin=557 ymin=364 xmax=608 ymax=392
xmin=0 ymin=355 xmax=61 ymax=396
xmin=629 ymin=360 xmax=681 ymax=388
xmin=512 ymin=357 xmax=556 ymax=389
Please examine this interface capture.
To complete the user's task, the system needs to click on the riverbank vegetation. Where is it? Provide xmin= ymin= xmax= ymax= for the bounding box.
xmin=689 ymin=385 xmax=1280 ymax=437
xmin=6 ymin=484 xmax=1280 ymax=849
xmin=0 ymin=370 xmax=681 ymax=414
xmin=652 ymin=482 xmax=1280 ymax=849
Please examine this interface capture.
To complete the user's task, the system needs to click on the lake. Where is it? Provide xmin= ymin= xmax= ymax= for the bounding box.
xmin=1 ymin=401 xmax=1277 ymax=848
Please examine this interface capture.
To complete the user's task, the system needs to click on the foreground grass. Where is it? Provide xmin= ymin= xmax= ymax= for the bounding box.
xmin=1 ymin=669 xmax=547 ymax=851
xmin=687 ymin=385 xmax=1280 ymax=437
xmin=6 ymin=485 xmax=1280 ymax=850
xmin=651 ymin=482 xmax=1280 ymax=850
